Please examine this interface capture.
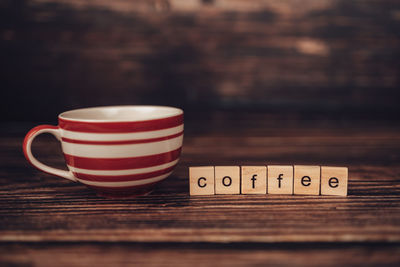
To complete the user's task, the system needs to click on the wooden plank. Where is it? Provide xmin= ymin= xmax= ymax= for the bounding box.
xmin=1 ymin=191 xmax=400 ymax=242
xmin=1 ymin=116 xmax=400 ymax=243
xmin=1 ymin=243 xmax=400 ymax=267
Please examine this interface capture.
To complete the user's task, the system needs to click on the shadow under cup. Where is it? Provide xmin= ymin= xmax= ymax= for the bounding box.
xmin=23 ymin=106 xmax=184 ymax=198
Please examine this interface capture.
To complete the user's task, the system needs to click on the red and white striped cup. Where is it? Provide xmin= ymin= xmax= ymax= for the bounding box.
xmin=23 ymin=106 xmax=184 ymax=198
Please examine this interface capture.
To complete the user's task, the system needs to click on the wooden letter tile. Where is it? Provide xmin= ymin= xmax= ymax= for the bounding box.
xmin=189 ymin=166 xmax=215 ymax=195
xmin=215 ymin=166 xmax=240 ymax=194
xmin=294 ymin=165 xmax=320 ymax=195
xmin=267 ymin=165 xmax=293 ymax=194
xmin=321 ymin=166 xmax=348 ymax=196
xmin=241 ymin=166 xmax=267 ymax=194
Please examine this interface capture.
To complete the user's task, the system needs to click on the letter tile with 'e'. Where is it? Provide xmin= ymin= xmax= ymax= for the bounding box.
xmin=321 ymin=166 xmax=348 ymax=196
xmin=294 ymin=165 xmax=321 ymax=195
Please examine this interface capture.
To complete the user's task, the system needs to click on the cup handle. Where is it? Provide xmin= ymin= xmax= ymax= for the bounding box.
xmin=23 ymin=125 xmax=76 ymax=182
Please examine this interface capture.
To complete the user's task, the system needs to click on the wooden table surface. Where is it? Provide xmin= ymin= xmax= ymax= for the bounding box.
xmin=1 ymin=112 xmax=400 ymax=266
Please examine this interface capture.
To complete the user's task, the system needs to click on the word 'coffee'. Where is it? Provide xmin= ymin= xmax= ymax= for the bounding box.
xmin=189 ymin=165 xmax=348 ymax=196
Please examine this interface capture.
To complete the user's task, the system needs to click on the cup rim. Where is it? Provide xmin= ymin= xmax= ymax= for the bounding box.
xmin=58 ymin=105 xmax=183 ymax=123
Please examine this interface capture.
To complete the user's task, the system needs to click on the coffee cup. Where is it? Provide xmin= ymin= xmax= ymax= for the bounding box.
xmin=23 ymin=106 xmax=184 ymax=198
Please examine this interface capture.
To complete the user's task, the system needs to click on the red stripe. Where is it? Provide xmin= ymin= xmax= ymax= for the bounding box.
xmin=59 ymin=114 xmax=183 ymax=133
xmin=74 ymin=165 xmax=177 ymax=182
xmin=64 ymin=148 xmax=181 ymax=170
xmin=23 ymin=125 xmax=58 ymax=170
xmin=61 ymin=131 xmax=183 ymax=145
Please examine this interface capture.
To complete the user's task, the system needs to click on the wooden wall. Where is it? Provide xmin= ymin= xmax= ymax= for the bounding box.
xmin=1 ymin=0 xmax=400 ymax=121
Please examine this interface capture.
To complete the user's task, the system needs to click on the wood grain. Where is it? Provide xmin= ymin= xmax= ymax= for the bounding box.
xmin=1 ymin=114 xmax=399 ymax=245
xmin=1 ymin=243 xmax=400 ymax=267
xmin=1 ymin=112 xmax=400 ymax=265
xmin=1 ymin=0 xmax=400 ymax=264
xmin=1 ymin=0 xmax=400 ymax=121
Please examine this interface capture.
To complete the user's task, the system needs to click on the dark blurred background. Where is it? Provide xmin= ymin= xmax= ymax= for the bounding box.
xmin=1 ymin=0 xmax=400 ymax=123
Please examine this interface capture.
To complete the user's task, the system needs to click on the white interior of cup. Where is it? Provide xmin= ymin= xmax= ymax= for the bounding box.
xmin=59 ymin=106 xmax=183 ymax=122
